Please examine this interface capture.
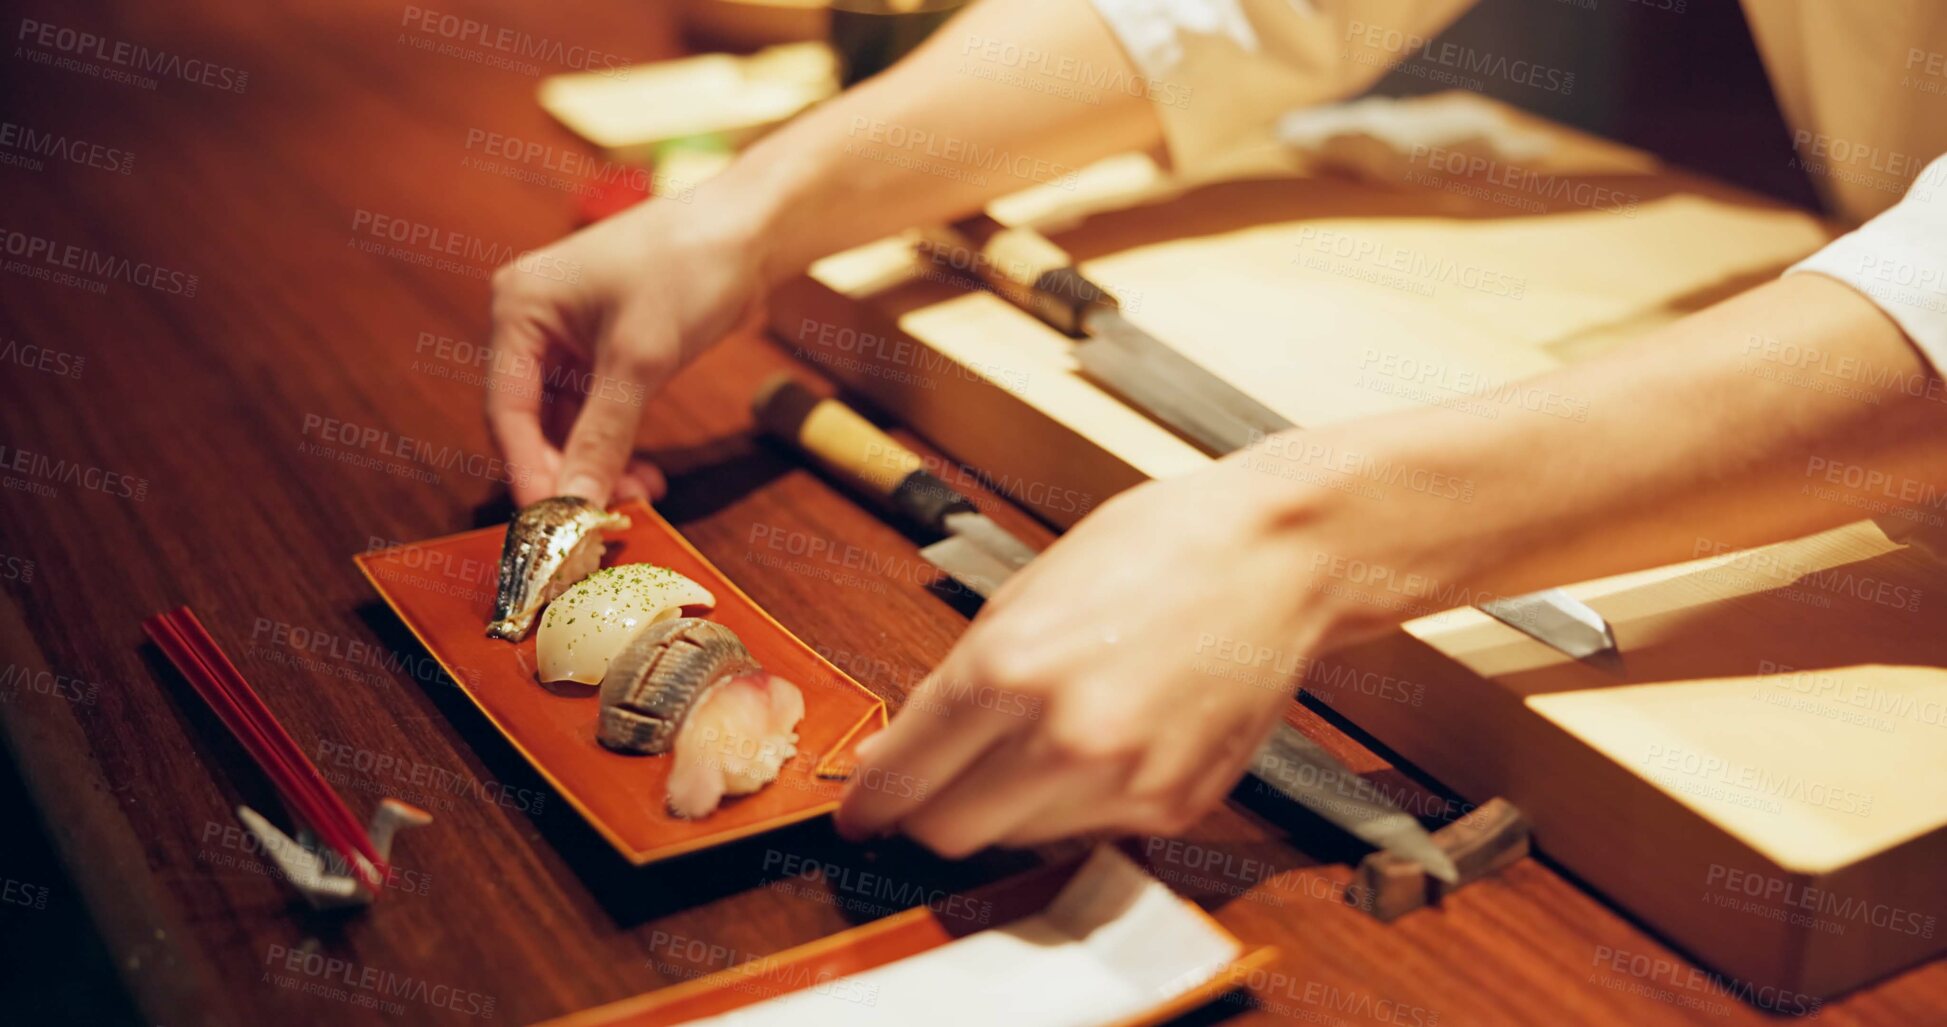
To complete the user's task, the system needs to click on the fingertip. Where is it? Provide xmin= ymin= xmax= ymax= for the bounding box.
xmin=488 ymin=421 xmax=560 ymax=496
xmin=510 ymin=463 xmax=555 ymax=505
xmin=622 ymin=458 xmax=666 ymax=503
xmin=558 ymin=473 xmax=610 ymax=504
xmin=509 ymin=463 xmax=558 ymax=506
xmin=612 ymin=476 xmax=649 ymax=504
xmin=832 ymin=795 xmax=873 ymax=843
xmin=558 ymin=388 xmax=647 ymax=509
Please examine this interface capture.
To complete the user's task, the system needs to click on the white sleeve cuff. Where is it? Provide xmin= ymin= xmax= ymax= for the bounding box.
xmin=1785 ymin=155 xmax=1947 ymax=552
xmin=1787 ymin=154 xmax=1947 ymax=377
xmin=1087 ymin=0 xmax=1473 ymax=178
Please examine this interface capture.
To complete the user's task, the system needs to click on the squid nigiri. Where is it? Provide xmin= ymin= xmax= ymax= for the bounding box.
xmin=536 ymin=564 xmax=715 ymax=685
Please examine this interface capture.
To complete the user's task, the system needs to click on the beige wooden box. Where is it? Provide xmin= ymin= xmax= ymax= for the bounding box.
xmin=767 ymin=96 xmax=1946 ymax=998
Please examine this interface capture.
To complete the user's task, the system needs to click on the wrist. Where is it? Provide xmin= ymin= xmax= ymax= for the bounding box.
xmin=691 ymin=127 xmax=840 ymax=291
xmin=1216 ymin=425 xmax=1490 ymax=650
xmin=650 ymin=175 xmax=776 ymax=287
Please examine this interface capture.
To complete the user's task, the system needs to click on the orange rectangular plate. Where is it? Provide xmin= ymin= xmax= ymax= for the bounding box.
xmin=533 ymin=854 xmax=1279 ymax=1027
xmin=355 ymin=499 xmax=887 ymax=865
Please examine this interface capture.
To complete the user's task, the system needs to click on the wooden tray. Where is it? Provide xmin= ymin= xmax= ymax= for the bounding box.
xmin=356 ymin=499 xmax=886 ymax=865
xmin=534 ymin=847 xmax=1279 ymax=1027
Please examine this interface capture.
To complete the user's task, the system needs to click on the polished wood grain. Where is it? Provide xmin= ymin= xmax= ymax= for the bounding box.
xmin=0 ymin=2 xmax=1940 ymax=1026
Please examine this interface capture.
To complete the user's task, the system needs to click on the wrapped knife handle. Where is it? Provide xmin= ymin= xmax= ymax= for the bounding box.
xmin=912 ymin=215 xmax=1116 ymax=336
xmin=752 ymin=374 xmax=975 ymax=533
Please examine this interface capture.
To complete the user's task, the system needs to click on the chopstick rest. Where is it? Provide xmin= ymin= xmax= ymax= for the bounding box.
xmin=143 ymin=606 xmax=432 ymax=908
xmin=236 ymin=800 xmax=431 ymax=908
xmin=1345 ymin=797 xmax=1531 ymax=921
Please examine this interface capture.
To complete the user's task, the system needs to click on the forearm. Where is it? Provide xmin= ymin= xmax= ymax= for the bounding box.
xmin=703 ymin=0 xmax=1163 ymax=287
xmin=1253 ymin=274 xmax=1947 ymax=636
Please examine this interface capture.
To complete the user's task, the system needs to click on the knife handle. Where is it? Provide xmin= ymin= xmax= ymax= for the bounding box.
xmin=752 ymin=374 xmax=975 ymax=533
xmin=912 ymin=214 xmax=1116 ymax=336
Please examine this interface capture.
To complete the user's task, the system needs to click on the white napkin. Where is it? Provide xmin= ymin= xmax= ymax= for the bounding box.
xmin=685 ymin=846 xmax=1242 ymax=1027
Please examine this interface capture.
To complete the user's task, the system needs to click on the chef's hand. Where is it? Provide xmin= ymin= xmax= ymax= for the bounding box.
xmin=486 ymin=199 xmax=767 ymax=506
xmin=834 ymin=460 xmax=1389 ymax=855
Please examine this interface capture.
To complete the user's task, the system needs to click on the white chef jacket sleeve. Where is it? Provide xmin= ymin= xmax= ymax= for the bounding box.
xmin=1789 ymin=155 xmax=1947 ymax=377
xmin=1786 ymin=157 xmax=1947 ymax=553
xmin=1087 ymin=0 xmax=1476 ymax=177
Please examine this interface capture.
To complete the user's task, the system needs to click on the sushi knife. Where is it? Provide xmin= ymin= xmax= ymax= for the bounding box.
xmin=911 ymin=218 xmax=1292 ymax=455
xmin=751 ymin=374 xmax=1040 ymax=595
xmin=752 ymin=375 xmax=1460 ymax=883
xmin=913 ymin=216 xmax=1617 ymax=662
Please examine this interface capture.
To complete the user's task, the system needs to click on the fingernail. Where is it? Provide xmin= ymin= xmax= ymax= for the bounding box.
xmin=853 ymin=731 xmax=883 ymax=760
xmin=559 ymin=474 xmax=604 ymax=501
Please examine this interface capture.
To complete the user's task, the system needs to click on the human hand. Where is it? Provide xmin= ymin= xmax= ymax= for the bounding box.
xmin=485 ymin=198 xmax=768 ymax=505
xmin=834 ymin=460 xmax=1385 ymax=856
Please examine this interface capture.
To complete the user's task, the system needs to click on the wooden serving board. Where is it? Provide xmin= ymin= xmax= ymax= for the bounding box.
xmin=766 ymin=95 xmax=1945 ymax=996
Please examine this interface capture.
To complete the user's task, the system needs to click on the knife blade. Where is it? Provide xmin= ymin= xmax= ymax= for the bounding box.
xmin=1476 ymin=587 xmax=1616 ymax=661
xmin=1250 ymin=723 xmax=1459 ymax=878
xmin=915 ymin=215 xmax=1617 ymax=660
xmin=754 ymin=374 xmax=1459 ymax=882
xmin=919 ymin=511 xmax=1037 ymax=598
xmin=1073 ymin=311 xmax=1292 ymax=454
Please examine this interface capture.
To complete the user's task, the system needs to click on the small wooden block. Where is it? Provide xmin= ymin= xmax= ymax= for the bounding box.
xmin=1347 ymin=851 xmax=1433 ymax=922
xmin=1347 ymin=798 xmax=1531 ymax=922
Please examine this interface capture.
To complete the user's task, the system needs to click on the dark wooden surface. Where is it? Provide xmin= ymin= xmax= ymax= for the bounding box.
xmin=0 ymin=2 xmax=1939 ymax=1025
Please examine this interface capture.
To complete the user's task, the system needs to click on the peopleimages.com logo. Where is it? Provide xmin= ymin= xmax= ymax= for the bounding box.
xmin=15 ymin=18 xmax=249 ymax=92
xmin=0 ymin=228 xmax=197 ymax=296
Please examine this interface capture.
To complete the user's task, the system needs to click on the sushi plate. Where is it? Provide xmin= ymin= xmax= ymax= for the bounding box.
xmin=356 ymin=499 xmax=887 ymax=865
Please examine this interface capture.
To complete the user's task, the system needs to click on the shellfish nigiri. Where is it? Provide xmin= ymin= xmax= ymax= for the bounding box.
xmin=599 ymin=618 xmax=805 ymax=818
xmin=487 ymin=497 xmax=630 ymax=642
xmin=536 ymin=564 xmax=716 ymax=685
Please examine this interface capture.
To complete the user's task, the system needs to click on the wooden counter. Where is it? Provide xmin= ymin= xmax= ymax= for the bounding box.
xmin=0 ymin=2 xmax=1940 ymax=1024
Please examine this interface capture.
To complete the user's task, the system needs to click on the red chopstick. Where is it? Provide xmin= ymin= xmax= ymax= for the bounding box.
xmin=144 ymin=606 xmax=386 ymax=892
xmin=151 ymin=608 xmax=385 ymax=888
xmin=145 ymin=608 xmax=383 ymax=891
xmin=181 ymin=608 xmax=385 ymax=885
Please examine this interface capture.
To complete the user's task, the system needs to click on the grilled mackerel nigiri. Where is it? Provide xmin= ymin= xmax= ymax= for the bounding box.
xmin=600 ymin=618 xmax=805 ymax=818
xmin=487 ymin=497 xmax=630 ymax=642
